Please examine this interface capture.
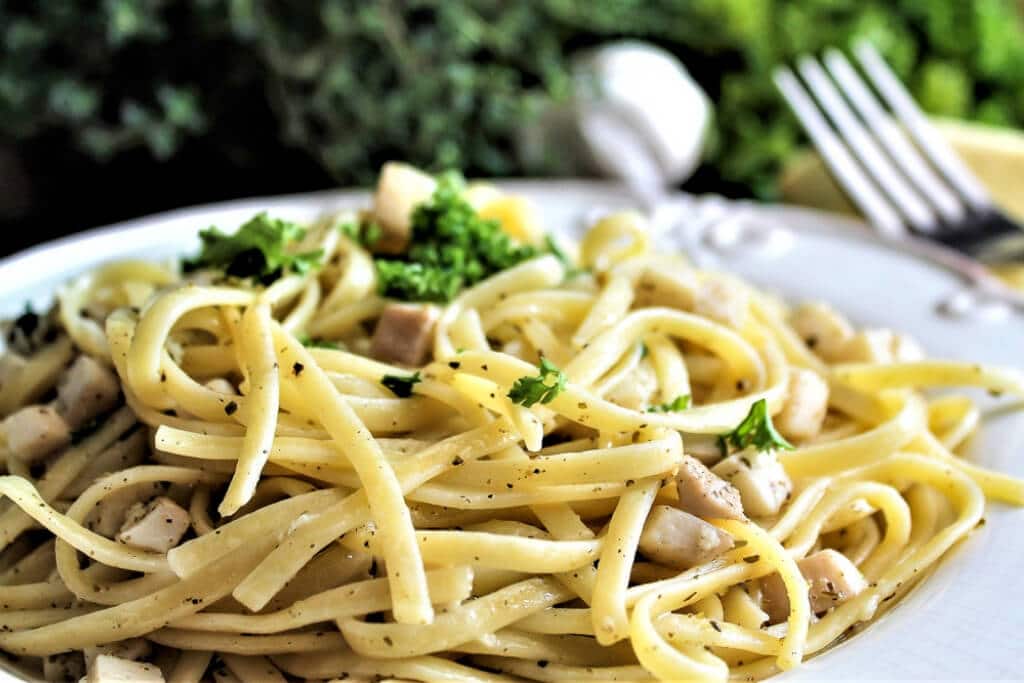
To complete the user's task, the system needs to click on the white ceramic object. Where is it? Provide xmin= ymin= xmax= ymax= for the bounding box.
xmin=0 ymin=183 xmax=1021 ymax=680
xmin=572 ymin=42 xmax=712 ymax=189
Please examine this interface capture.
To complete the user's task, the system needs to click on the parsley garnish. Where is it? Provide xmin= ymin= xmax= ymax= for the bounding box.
xmin=717 ymin=398 xmax=793 ymax=455
xmin=297 ymin=334 xmax=340 ymax=350
xmin=340 ymin=220 xmax=383 ymax=248
xmin=544 ymin=234 xmax=571 ymax=267
xmin=507 ymin=357 xmax=567 ymax=408
xmin=381 ymin=371 xmax=422 ymax=398
xmin=374 ymin=173 xmax=538 ymax=303
xmin=184 ymin=212 xmax=323 ymax=283
xmin=648 ymin=394 xmax=692 ymax=413
xmin=544 ymin=234 xmax=588 ymax=280
xmin=375 ymin=261 xmax=463 ymax=303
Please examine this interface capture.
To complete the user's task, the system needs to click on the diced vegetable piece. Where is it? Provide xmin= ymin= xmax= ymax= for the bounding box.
xmin=86 ymin=655 xmax=164 ymax=683
xmin=775 ymin=369 xmax=829 ymax=441
xmin=372 ymin=162 xmax=437 ymax=254
xmin=638 ymin=504 xmax=734 ymax=569
xmin=604 ymin=359 xmax=659 ymax=411
xmin=2 ymin=405 xmax=70 ymax=463
xmin=633 ymin=265 xmax=698 ymax=310
xmin=835 ymin=328 xmax=895 ymax=364
xmin=693 ymin=277 xmax=748 ymax=329
xmin=712 ymin=451 xmax=791 ymax=518
xmin=891 ymin=333 xmax=925 ymax=362
xmin=204 ymin=377 xmax=237 ymax=395
xmin=116 ymin=496 xmax=190 ymax=552
xmin=761 ymin=549 xmax=868 ymax=624
xmin=370 ymin=303 xmax=440 ymax=367
xmin=675 ymin=455 xmax=745 ymax=520
xmin=84 ymin=639 xmax=152 ymax=668
xmin=56 ymin=355 xmax=120 ymax=429
xmin=790 ymin=302 xmax=855 ymax=362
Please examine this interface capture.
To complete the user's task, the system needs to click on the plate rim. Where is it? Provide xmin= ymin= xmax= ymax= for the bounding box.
xmin=0 ymin=182 xmax=1019 ymax=681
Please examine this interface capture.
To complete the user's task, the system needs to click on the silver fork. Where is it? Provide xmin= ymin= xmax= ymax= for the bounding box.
xmin=774 ymin=41 xmax=1024 ymax=306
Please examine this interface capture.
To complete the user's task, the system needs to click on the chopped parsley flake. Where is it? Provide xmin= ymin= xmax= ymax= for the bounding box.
xmin=374 ymin=172 xmax=539 ymax=303
xmin=507 ymin=357 xmax=567 ymax=408
xmin=297 ymin=334 xmax=340 ymax=350
xmin=647 ymin=394 xmax=692 ymax=413
xmin=340 ymin=220 xmax=383 ymax=248
xmin=718 ymin=398 xmax=793 ymax=454
xmin=381 ymin=371 xmax=422 ymax=398
xmin=544 ymin=234 xmax=588 ymax=280
xmin=184 ymin=212 xmax=323 ymax=283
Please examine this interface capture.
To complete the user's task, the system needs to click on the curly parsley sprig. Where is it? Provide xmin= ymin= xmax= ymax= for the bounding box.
xmin=373 ymin=172 xmax=540 ymax=303
xmin=184 ymin=212 xmax=323 ymax=283
xmin=717 ymin=398 xmax=793 ymax=455
xmin=508 ymin=357 xmax=567 ymax=408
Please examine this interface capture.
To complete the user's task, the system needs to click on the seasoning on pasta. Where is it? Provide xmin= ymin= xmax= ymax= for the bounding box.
xmin=0 ymin=162 xmax=1020 ymax=682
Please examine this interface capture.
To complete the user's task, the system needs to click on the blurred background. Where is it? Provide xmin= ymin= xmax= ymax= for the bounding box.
xmin=4 ymin=1 xmax=1024 ymax=256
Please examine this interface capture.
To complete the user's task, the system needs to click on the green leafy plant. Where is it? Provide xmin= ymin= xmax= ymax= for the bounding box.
xmin=508 ymin=357 xmax=567 ymax=408
xmin=374 ymin=172 xmax=539 ymax=302
xmin=5 ymin=1 xmax=1024 ymax=198
xmin=718 ymin=398 xmax=793 ymax=454
xmin=184 ymin=212 xmax=322 ymax=282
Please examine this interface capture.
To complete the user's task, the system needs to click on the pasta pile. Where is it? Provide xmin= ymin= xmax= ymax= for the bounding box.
xmin=0 ymin=172 xmax=1021 ymax=683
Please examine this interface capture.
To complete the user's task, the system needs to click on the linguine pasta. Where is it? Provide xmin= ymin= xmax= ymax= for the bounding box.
xmin=0 ymin=167 xmax=1021 ymax=682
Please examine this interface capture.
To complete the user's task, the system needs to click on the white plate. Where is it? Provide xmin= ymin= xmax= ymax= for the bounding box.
xmin=0 ymin=182 xmax=1021 ymax=680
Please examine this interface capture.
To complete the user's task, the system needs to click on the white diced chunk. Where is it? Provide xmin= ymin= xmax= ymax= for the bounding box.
xmin=0 ymin=352 xmax=27 ymax=397
xmin=836 ymin=328 xmax=927 ymax=365
xmin=679 ymin=434 xmax=725 ymax=466
xmin=116 ymin=496 xmax=190 ymax=552
xmin=712 ymin=451 xmax=791 ymax=518
xmin=43 ymin=652 xmax=84 ymax=682
xmin=500 ymin=339 xmax=528 ymax=361
xmin=84 ymin=639 xmax=151 ymax=668
xmin=693 ymin=278 xmax=748 ymax=329
xmin=633 ymin=265 xmax=698 ymax=310
xmin=790 ymin=303 xmax=854 ymax=362
xmin=56 ymin=355 xmax=120 ymax=429
xmin=372 ymin=162 xmax=437 ymax=254
xmin=776 ymin=369 xmax=829 ymax=442
xmin=891 ymin=333 xmax=925 ymax=362
xmin=639 ymin=505 xmax=734 ymax=569
xmin=835 ymin=328 xmax=895 ymax=364
xmin=761 ymin=549 xmax=868 ymax=624
xmin=86 ymin=655 xmax=164 ymax=683
xmin=204 ymin=378 xmax=237 ymax=395
xmin=675 ymin=455 xmax=744 ymax=520
xmin=604 ymin=359 xmax=658 ymax=411
xmin=2 ymin=405 xmax=70 ymax=463
xmin=370 ymin=303 xmax=440 ymax=367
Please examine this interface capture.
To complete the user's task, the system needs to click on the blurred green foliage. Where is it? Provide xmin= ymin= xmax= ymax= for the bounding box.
xmin=4 ymin=0 xmax=1024 ymax=197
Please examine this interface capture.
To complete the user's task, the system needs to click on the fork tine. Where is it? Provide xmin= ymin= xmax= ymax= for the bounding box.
xmin=796 ymin=55 xmax=937 ymax=233
xmin=822 ymin=48 xmax=965 ymax=226
xmin=773 ymin=66 xmax=905 ymax=238
xmin=854 ymin=41 xmax=991 ymax=212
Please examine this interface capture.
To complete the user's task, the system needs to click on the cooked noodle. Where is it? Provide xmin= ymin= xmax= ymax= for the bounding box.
xmin=0 ymin=175 xmax=1019 ymax=683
